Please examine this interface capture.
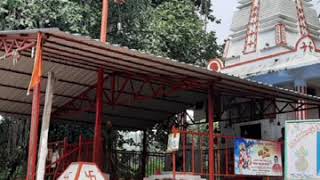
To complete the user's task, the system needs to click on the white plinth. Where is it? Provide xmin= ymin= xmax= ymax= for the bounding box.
xmin=145 ymin=171 xmax=206 ymax=180
xmin=57 ymin=162 xmax=109 ymax=180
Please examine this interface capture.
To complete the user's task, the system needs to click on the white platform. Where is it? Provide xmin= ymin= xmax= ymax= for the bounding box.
xmin=145 ymin=172 xmax=206 ymax=180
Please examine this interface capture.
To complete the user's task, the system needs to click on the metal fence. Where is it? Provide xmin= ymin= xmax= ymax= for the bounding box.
xmin=45 ymin=136 xmax=166 ymax=179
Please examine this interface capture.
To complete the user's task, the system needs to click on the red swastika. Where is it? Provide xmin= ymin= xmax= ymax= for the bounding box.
xmin=85 ymin=170 xmax=96 ymax=180
xmin=64 ymin=172 xmax=72 ymax=179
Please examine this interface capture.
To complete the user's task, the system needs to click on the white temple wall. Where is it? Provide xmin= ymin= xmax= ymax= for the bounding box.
xmin=227 ymin=39 xmax=244 ymax=59
xmin=313 ymin=39 xmax=320 ymax=49
xmin=304 ymin=6 xmax=320 ymax=30
xmin=257 ymin=29 xmax=276 ymax=50
xmin=286 ymin=31 xmax=299 ymax=48
xmin=259 ymin=46 xmax=291 ymax=58
xmin=220 ymin=119 xmax=282 ymax=141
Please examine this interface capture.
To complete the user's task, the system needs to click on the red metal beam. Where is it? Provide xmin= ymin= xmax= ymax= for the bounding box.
xmin=26 ymin=83 xmax=41 ymax=180
xmin=0 ymin=38 xmax=35 ymax=59
xmin=208 ymin=84 xmax=215 ymax=180
xmin=26 ymin=33 xmax=43 ymax=180
xmin=93 ymin=68 xmax=104 ymax=169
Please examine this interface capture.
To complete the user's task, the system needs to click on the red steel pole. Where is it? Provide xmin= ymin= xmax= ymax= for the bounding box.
xmin=26 ymin=34 xmax=43 ymax=180
xmin=78 ymin=134 xmax=83 ymax=161
xmin=100 ymin=0 xmax=109 ymax=42
xmin=26 ymin=83 xmax=41 ymax=180
xmin=96 ymin=0 xmax=107 ymax=166
xmin=208 ymin=84 xmax=215 ymax=180
xmin=93 ymin=68 xmax=104 ymax=169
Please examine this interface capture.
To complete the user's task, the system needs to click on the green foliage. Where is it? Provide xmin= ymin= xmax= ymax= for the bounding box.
xmin=49 ymin=122 xmax=94 ymax=143
xmin=0 ymin=117 xmax=29 ymax=179
xmin=0 ymin=0 xmax=101 ymax=36
xmin=0 ymin=0 xmax=221 ymax=66
xmin=138 ymin=0 xmax=221 ymax=65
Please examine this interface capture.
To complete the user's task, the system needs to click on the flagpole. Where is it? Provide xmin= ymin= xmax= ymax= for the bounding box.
xmin=100 ymin=0 xmax=109 ymax=42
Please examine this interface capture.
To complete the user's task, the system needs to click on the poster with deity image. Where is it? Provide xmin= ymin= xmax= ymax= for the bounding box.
xmin=234 ymin=138 xmax=283 ymax=176
xmin=285 ymin=120 xmax=320 ymax=180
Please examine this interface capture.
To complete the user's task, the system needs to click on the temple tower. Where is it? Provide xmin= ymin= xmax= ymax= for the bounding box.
xmin=217 ymin=0 xmax=320 ymax=139
xmin=222 ymin=0 xmax=320 ymax=71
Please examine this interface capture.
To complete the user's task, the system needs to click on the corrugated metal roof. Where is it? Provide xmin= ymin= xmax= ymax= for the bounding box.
xmin=0 ymin=28 xmax=319 ymax=129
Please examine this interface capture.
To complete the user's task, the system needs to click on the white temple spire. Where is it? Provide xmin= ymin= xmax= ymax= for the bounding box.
xmin=223 ymin=0 xmax=320 ymax=68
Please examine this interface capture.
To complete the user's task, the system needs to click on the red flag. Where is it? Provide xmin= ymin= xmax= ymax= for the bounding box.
xmin=27 ymin=33 xmax=43 ymax=95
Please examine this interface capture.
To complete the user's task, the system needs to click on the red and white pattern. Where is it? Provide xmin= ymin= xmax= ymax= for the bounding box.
xmin=207 ymin=58 xmax=224 ymax=72
xmin=296 ymin=36 xmax=316 ymax=53
xmin=275 ymin=24 xmax=287 ymax=46
xmin=294 ymin=81 xmax=307 ymax=120
xmin=243 ymin=0 xmax=260 ymax=54
xmin=295 ymin=0 xmax=309 ymax=36
xmin=58 ymin=162 xmax=108 ymax=180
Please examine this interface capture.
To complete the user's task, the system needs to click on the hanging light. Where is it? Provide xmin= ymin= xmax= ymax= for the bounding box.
xmin=31 ymin=47 xmax=35 ymax=58
xmin=117 ymin=22 xmax=122 ymax=32
xmin=12 ymin=49 xmax=21 ymax=65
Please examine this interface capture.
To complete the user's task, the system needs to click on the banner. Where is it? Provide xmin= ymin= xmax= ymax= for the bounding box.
xmin=234 ymin=138 xmax=283 ymax=176
xmin=285 ymin=120 xmax=320 ymax=180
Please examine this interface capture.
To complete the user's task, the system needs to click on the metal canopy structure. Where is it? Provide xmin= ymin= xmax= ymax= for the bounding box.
xmin=1 ymin=28 xmax=320 ymax=180
xmin=0 ymin=28 xmax=319 ymax=130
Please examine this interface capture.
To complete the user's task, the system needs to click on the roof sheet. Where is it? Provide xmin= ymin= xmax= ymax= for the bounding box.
xmin=0 ymin=28 xmax=319 ymax=129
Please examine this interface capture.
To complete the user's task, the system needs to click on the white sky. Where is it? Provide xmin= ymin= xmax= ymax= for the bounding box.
xmin=210 ymin=0 xmax=320 ymax=44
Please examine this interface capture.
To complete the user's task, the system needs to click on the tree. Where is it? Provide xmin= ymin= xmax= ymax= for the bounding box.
xmin=0 ymin=117 xmax=29 ymax=179
xmin=0 ymin=0 xmax=101 ymax=36
xmin=0 ymin=0 xmax=221 ymax=66
xmin=137 ymin=0 xmax=221 ymax=65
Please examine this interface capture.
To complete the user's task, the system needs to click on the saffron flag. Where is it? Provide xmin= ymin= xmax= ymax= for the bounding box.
xmin=27 ymin=33 xmax=43 ymax=95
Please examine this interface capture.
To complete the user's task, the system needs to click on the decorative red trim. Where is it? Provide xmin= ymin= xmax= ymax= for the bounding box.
xmin=224 ymin=35 xmax=320 ymax=70
xmin=223 ymin=49 xmax=294 ymax=69
xmin=295 ymin=0 xmax=310 ymax=36
xmin=275 ymin=24 xmax=287 ymax=46
xmin=208 ymin=58 xmax=224 ymax=72
xmin=295 ymin=35 xmax=318 ymax=50
xmin=243 ymin=0 xmax=261 ymax=54
xmin=75 ymin=162 xmax=83 ymax=179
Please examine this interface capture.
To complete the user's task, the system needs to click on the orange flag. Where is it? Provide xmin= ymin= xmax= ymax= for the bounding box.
xmin=27 ymin=33 xmax=43 ymax=95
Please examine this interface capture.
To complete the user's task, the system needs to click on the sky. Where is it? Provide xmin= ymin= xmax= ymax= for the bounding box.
xmin=210 ymin=0 xmax=320 ymax=44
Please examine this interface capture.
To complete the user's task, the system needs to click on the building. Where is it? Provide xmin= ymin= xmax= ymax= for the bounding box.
xmin=216 ymin=0 xmax=320 ymax=140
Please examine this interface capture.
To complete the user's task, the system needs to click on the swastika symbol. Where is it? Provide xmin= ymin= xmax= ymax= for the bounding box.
xmin=85 ymin=170 xmax=96 ymax=180
xmin=64 ymin=172 xmax=72 ymax=179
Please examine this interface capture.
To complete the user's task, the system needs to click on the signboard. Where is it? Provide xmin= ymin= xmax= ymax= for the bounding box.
xmin=285 ymin=120 xmax=320 ymax=180
xmin=234 ymin=138 xmax=283 ymax=176
xmin=58 ymin=162 xmax=108 ymax=180
xmin=166 ymin=133 xmax=180 ymax=153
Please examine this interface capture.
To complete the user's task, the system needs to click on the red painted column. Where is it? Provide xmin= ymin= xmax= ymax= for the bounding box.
xmin=93 ymin=68 xmax=104 ymax=169
xmin=208 ymin=84 xmax=215 ymax=180
xmin=26 ymin=82 xmax=41 ymax=180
